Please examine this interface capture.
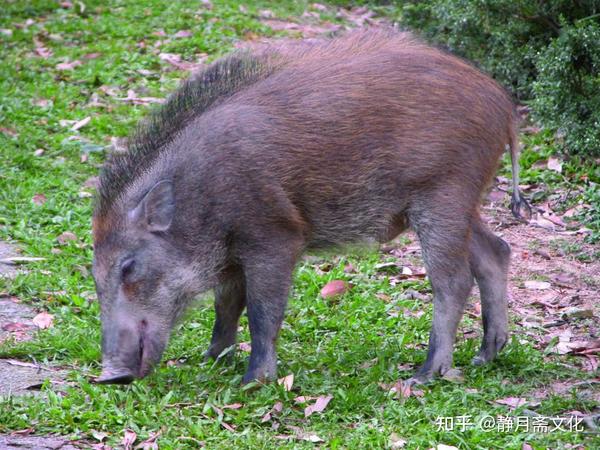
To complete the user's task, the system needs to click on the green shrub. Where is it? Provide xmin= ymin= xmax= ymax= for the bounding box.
xmin=398 ymin=0 xmax=600 ymax=156
xmin=532 ymin=20 xmax=600 ymax=155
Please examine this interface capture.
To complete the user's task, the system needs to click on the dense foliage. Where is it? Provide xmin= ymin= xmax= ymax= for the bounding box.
xmin=398 ymin=0 xmax=600 ymax=156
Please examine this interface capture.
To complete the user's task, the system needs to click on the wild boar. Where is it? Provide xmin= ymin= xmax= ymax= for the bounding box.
xmin=92 ymin=28 xmax=529 ymax=385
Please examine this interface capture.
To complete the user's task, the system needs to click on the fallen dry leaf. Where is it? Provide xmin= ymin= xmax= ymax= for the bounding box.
xmin=136 ymin=431 xmax=160 ymax=450
xmin=524 ymin=280 xmax=551 ymax=290
xmin=57 ymin=231 xmax=78 ymax=245
xmin=158 ymin=53 xmax=205 ymax=71
xmin=277 ymin=373 xmax=294 ymax=391
xmin=122 ymin=429 xmax=137 ymax=450
xmin=389 ymin=433 xmax=406 ymax=448
xmin=91 ymin=430 xmax=108 ymax=442
xmin=174 ymin=30 xmax=192 ymax=38
xmin=304 ymin=395 xmax=333 ymax=417
xmin=34 ymin=38 xmax=52 ymax=58
xmin=238 ymin=342 xmax=251 ymax=352
xmin=222 ymin=403 xmax=242 ymax=410
xmin=286 ymin=425 xmax=324 ymax=442
xmin=547 ymin=157 xmax=563 ymax=173
xmin=56 ymin=60 xmax=82 ymax=71
xmin=32 ymin=311 xmax=54 ymax=329
xmin=118 ymin=89 xmax=164 ymax=105
xmin=320 ymin=280 xmax=349 ymax=298
xmin=71 ymin=116 xmax=91 ymax=131
xmin=32 ymin=193 xmax=47 ymax=205
xmin=494 ymin=397 xmax=528 ymax=408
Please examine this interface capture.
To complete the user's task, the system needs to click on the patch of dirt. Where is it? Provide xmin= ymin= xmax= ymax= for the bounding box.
xmin=0 ymin=434 xmax=84 ymax=449
xmin=0 ymin=241 xmax=21 ymax=279
xmin=0 ymin=296 xmax=35 ymax=344
xmin=482 ymin=185 xmax=600 ymax=374
xmin=0 ymin=359 xmax=69 ymax=397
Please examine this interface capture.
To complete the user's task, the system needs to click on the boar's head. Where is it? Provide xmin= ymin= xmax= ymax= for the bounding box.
xmin=92 ymin=180 xmax=202 ymax=384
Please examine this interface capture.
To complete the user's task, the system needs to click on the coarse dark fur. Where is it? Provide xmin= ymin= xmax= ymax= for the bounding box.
xmin=96 ymin=53 xmax=276 ymax=214
xmin=93 ymin=28 xmax=530 ymax=386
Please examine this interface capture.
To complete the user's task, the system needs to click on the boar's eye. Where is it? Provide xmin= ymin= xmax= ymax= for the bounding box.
xmin=120 ymin=259 xmax=136 ymax=281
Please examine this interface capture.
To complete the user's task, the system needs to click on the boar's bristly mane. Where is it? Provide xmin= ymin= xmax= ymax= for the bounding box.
xmin=96 ymin=52 xmax=275 ymax=214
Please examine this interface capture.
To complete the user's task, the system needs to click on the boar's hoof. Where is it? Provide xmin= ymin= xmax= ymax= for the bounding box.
xmin=95 ymin=369 xmax=135 ymax=385
xmin=242 ymin=366 xmax=277 ymax=385
xmin=472 ymin=332 xmax=508 ymax=366
xmin=204 ymin=344 xmax=236 ymax=363
xmin=405 ymin=376 xmax=429 ymax=387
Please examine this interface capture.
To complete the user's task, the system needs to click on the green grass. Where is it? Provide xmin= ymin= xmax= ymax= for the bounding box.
xmin=0 ymin=1 xmax=598 ymax=449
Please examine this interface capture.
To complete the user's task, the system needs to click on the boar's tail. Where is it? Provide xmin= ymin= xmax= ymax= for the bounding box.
xmin=508 ymin=124 xmax=532 ymax=221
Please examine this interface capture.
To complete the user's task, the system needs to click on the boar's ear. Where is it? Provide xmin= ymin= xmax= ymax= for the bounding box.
xmin=130 ymin=180 xmax=175 ymax=232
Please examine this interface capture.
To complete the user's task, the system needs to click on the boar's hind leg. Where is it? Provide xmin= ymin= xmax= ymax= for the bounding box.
xmin=241 ymin=234 xmax=302 ymax=384
xmin=206 ymin=267 xmax=246 ymax=361
xmin=409 ymin=208 xmax=474 ymax=384
xmin=469 ymin=217 xmax=511 ymax=366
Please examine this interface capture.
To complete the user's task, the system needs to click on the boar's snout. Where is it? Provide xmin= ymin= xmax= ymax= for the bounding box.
xmin=98 ymin=317 xmax=165 ymax=385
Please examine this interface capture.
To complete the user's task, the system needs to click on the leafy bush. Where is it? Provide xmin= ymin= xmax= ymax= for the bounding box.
xmin=398 ymin=0 xmax=600 ymax=156
xmin=532 ymin=20 xmax=600 ymax=155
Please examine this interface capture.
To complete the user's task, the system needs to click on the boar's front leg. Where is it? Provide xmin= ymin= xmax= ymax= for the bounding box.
xmin=408 ymin=204 xmax=475 ymax=384
xmin=206 ymin=266 xmax=246 ymax=361
xmin=240 ymin=233 xmax=303 ymax=384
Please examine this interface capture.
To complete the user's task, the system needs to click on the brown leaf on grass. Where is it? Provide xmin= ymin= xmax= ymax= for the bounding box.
xmin=294 ymin=395 xmax=318 ymax=404
xmin=33 ymin=98 xmax=52 ymax=108
xmin=238 ymin=342 xmax=251 ymax=352
xmin=71 ymin=116 xmax=91 ymax=131
xmin=320 ymin=280 xmax=349 ymax=298
xmin=158 ymin=53 xmax=206 ymax=71
xmin=32 ymin=193 xmax=47 ymax=205
xmin=10 ymin=428 xmax=34 ymax=436
xmin=304 ymin=395 xmax=333 ymax=417
xmin=91 ymin=430 xmax=108 ymax=442
xmin=32 ymin=311 xmax=54 ymax=329
xmin=99 ymin=85 xmax=120 ymax=97
xmin=494 ymin=397 xmax=528 ymax=408
xmin=118 ymin=89 xmax=164 ymax=105
xmin=286 ymin=425 xmax=324 ymax=442
xmin=56 ymin=59 xmax=82 ymax=71
xmin=389 ymin=433 xmax=406 ymax=448
xmin=547 ymin=157 xmax=563 ymax=173
xmin=261 ymin=401 xmax=283 ymax=422
xmin=135 ymin=431 xmax=160 ymax=450
xmin=83 ymin=52 xmax=102 ymax=59
xmin=0 ymin=127 xmax=19 ymax=137
xmin=57 ymin=231 xmax=78 ymax=245
xmin=33 ymin=38 xmax=52 ymax=58
xmin=277 ymin=373 xmax=294 ymax=391
xmin=122 ymin=429 xmax=137 ymax=450
xmin=174 ymin=30 xmax=193 ymax=38
xmin=222 ymin=402 xmax=242 ymax=410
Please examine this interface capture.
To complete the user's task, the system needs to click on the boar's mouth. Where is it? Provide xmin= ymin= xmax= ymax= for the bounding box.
xmin=96 ymin=319 xmax=162 ymax=384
